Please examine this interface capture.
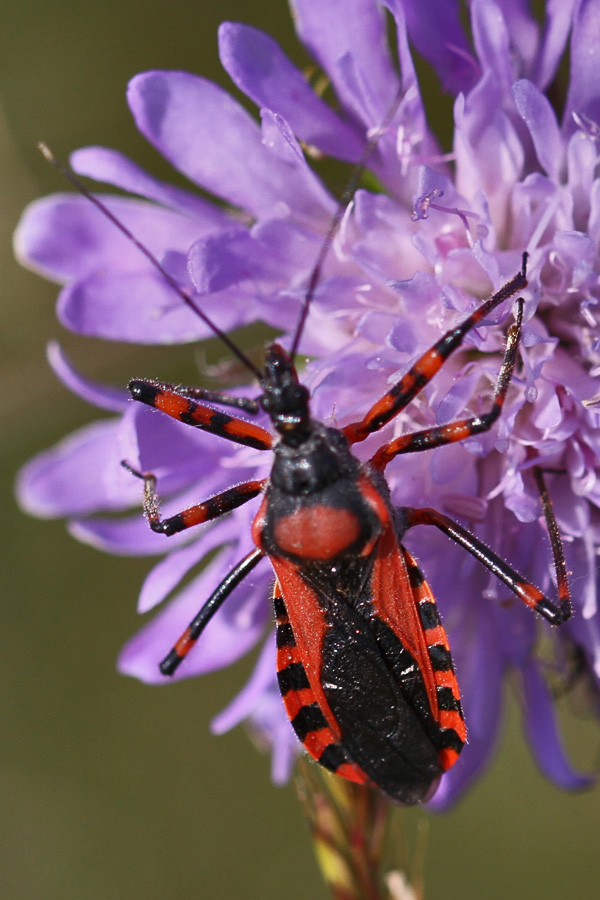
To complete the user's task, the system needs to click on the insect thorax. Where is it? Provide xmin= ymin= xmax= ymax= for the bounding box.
xmin=270 ymin=424 xmax=358 ymax=495
xmin=253 ymin=425 xmax=388 ymax=564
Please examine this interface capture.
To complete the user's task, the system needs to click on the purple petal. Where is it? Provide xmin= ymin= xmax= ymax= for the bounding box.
xmin=566 ymin=131 xmax=598 ymax=228
xmin=471 ymin=0 xmax=513 ymax=90
xmin=70 ymin=146 xmax=228 ymax=224
xmin=395 ymin=0 xmax=474 ymax=94
xmin=57 ymin=269 xmax=258 ymax=343
xmin=58 ymin=270 xmax=197 ymax=342
xmin=15 ymin=193 xmax=207 ymax=284
xmin=436 ymin=370 xmax=481 ymax=424
xmin=513 ymin=79 xmax=563 ymax=180
xmin=547 ymin=478 xmax=590 ymax=542
xmin=442 ymin=493 xmax=488 ymax=522
xmin=454 ymin=81 xmax=524 ymax=229
xmin=47 ymin=342 xmax=128 ymax=412
xmin=218 ymin=22 xmax=364 ymax=162
xmin=188 ymin=206 xmax=327 ymax=302
xmin=128 ymin=71 xmax=331 ymax=225
xmin=211 ymin=636 xmax=276 ymax=734
xmin=532 ymin=0 xmax=577 ymax=90
xmin=503 ymin=467 xmax=540 ymax=523
xmin=497 ymin=0 xmax=537 ymax=56
xmin=521 ymin=660 xmax=595 ymax=789
xmin=128 ymin=402 xmax=221 ymax=475
xmin=564 ymin=536 xmax=598 ymax=624
xmin=138 ymin=519 xmax=234 ymax=613
xmin=189 ymin=227 xmax=287 ymax=295
xmin=290 ymin=0 xmax=399 ymax=123
xmin=588 ymin=180 xmax=600 ymax=247
xmin=69 ymin=512 xmax=195 ymax=555
xmin=211 ymin=637 xmax=298 ymax=784
xmin=258 ymin=696 xmax=299 ymax=785
xmin=380 ymin=0 xmax=424 ymax=127
xmin=348 ymin=190 xmax=424 ymax=282
xmin=259 ymin=109 xmax=334 ymax=213
xmin=564 ymin=0 xmax=600 ymax=139
xmin=16 ymin=418 xmax=138 ymax=518
xmin=530 ymin=379 xmax=562 ymax=430
xmin=252 ymin=217 xmax=321 ymax=271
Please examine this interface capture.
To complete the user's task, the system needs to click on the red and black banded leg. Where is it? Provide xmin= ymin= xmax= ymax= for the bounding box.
xmin=145 ymin=380 xmax=260 ymax=414
xmin=122 ymin=462 xmax=266 ymax=536
xmin=343 ymin=254 xmax=528 ymax=446
xmin=129 ymin=380 xmax=273 ymax=451
xmin=160 ymin=548 xmax=265 ymax=675
xmin=402 ymin=503 xmax=571 ymax=625
xmin=370 ymin=299 xmax=524 ymax=470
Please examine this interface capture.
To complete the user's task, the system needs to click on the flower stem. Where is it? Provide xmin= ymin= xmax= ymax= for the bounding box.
xmin=295 ymin=758 xmax=422 ymax=900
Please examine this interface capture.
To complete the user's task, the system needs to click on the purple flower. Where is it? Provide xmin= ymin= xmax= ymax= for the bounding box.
xmin=15 ymin=0 xmax=600 ymax=806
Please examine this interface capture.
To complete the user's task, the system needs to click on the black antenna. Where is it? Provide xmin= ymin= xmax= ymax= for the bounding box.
xmin=41 ymin=88 xmax=404 ymax=381
xmin=289 ymin=86 xmax=405 ymax=360
xmin=38 ymin=142 xmax=263 ymax=382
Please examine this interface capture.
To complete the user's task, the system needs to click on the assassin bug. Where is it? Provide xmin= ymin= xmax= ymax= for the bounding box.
xmin=41 ymin=100 xmax=572 ymax=804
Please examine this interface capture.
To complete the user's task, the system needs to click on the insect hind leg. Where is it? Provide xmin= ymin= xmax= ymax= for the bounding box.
xmin=402 ymin=492 xmax=571 ymax=626
xmin=160 ymin=548 xmax=265 ymax=675
xmin=531 ymin=465 xmax=571 ymax=622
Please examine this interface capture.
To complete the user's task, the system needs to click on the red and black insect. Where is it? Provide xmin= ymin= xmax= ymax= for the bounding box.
xmin=44 ymin=118 xmax=572 ymax=804
xmin=122 ymin=253 xmax=571 ymax=804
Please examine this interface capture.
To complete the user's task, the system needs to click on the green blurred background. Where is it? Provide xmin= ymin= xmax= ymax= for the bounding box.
xmin=1 ymin=2 xmax=598 ymax=898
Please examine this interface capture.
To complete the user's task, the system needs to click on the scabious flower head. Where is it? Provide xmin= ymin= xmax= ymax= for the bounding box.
xmin=15 ymin=0 xmax=600 ymax=806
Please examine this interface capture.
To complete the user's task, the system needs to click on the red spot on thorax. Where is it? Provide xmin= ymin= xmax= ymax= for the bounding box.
xmin=273 ymin=505 xmax=362 ymax=559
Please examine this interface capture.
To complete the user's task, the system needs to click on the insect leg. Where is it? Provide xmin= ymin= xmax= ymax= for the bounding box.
xmin=343 ymin=254 xmax=528 ymax=445
xmin=370 ymin=299 xmax=524 ymax=470
xmin=122 ymin=463 xmax=266 ymax=536
xmin=150 ymin=381 xmax=260 ymax=414
xmin=129 ymin=380 xmax=273 ymax=450
xmin=531 ymin=465 xmax=572 ymax=621
xmin=160 ymin=547 xmax=265 ymax=675
xmin=402 ymin=498 xmax=572 ymax=625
